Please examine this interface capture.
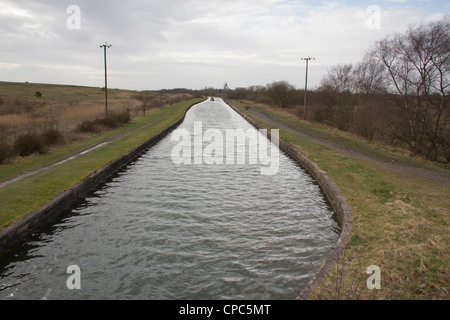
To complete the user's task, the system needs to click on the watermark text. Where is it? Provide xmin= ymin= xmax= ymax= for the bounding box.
xmin=66 ymin=5 xmax=81 ymax=30
xmin=366 ymin=265 xmax=381 ymax=290
xmin=66 ymin=264 xmax=81 ymax=290
xmin=171 ymin=121 xmax=279 ymax=175
xmin=367 ymin=5 xmax=381 ymax=30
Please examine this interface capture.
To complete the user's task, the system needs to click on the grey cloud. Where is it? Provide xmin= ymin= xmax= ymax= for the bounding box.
xmin=0 ymin=0 xmax=444 ymax=90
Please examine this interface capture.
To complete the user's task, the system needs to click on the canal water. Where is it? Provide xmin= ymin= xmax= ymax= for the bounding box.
xmin=0 ymin=99 xmax=339 ymax=300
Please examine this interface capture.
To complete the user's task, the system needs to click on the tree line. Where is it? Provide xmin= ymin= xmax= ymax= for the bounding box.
xmin=225 ymin=16 xmax=449 ymax=162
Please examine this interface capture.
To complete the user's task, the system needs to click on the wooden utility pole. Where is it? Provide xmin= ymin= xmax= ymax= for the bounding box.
xmin=301 ymin=56 xmax=314 ymax=120
xmin=100 ymin=42 xmax=112 ymax=116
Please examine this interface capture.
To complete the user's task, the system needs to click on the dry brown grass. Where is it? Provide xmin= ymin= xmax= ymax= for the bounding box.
xmin=0 ymin=114 xmax=33 ymax=129
xmin=0 ymin=84 xmax=193 ymax=143
xmin=0 ymin=82 xmax=196 ymax=162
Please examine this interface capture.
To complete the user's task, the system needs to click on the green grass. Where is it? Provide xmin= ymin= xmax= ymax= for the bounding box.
xmin=0 ymin=98 xmax=203 ymax=230
xmin=228 ymin=99 xmax=450 ymax=300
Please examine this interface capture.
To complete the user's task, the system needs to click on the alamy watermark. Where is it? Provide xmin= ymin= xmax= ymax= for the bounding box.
xmin=367 ymin=5 xmax=381 ymax=30
xmin=170 ymin=121 xmax=280 ymax=175
xmin=66 ymin=264 xmax=81 ymax=290
xmin=366 ymin=265 xmax=381 ymax=290
xmin=66 ymin=5 xmax=81 ymax=30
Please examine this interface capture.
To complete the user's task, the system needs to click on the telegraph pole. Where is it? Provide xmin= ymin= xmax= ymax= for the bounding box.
xmin=100 ymin=42 xmax=112 ymax=116
xmin=301 ymin=56 xmax=314 ymax=120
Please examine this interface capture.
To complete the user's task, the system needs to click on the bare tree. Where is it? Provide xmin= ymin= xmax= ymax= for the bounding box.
xmin=352 ymin=56 xmax=386 ymax=97
xmin=266 ymin=81 xmax=296 ymax=108
xmin=319 ymin=64 xmax=356 ymax=130
xmin=134 ymin=94 xmax=154 ymax=116
xmin=426 ymin=16 xmax=450 ymax=160
xmin=371 ymin=16 xmax=449 ymax=159
xmin=320 ymin=64 xmax=353 ymax=104
xmin=348 ymin=57 xmax=387 ymax=140
xmin=372 ymin=34 xmax=423 ymax=152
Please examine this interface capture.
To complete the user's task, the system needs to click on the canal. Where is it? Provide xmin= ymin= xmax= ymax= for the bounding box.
xmin=0 ymin=98 xmax=339 ymax=299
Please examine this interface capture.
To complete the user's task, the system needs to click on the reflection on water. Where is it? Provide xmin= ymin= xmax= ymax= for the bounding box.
xmin=0 ymin=99 xmax=339 ymax=300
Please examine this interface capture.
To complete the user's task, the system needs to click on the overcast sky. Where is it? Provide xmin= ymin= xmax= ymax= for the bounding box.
xmin=0 ymin=0 xmax=448 ymax=91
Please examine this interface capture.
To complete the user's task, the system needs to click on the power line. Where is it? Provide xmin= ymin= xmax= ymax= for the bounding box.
xmin=100 ymin=42 xmax=112 ymax=116
xmin=301 ymin=56 xmax=314 ymax=120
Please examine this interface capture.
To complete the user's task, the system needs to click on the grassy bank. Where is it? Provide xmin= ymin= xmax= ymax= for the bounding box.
xmin=228 ymin=100 xmax=449 ymax=300
xmin=0 ymin=98 xmax=203 ymax=230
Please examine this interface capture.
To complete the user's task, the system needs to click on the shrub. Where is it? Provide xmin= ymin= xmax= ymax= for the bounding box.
xmin=97 ymin=116 xmax=120 ymax=129
xmin=314 ymin=106 xmax=333 ymax=124
xmin=103 ymin=109 xmax=132 ymax=128
xmin=115 ymin=108 xmax=132 ymax=124
xmin=76 ymin=120 xmax=98 ymax=133
xmin=0 ymin=142 xmax=14 ymax=164
xmin=43 ymin=128 xmax=63 ymax=145
xmin=14 ymin=133 xmax=47 ymax=156
xmin=77 ymin=109 xmax=132 ymax=133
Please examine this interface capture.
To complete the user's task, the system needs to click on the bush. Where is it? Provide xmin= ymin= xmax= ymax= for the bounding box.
xmin=76 ymin=120 xmax=98 ymax=133
xmin=103 ymin=109 xmax=132 ymax=127
xmin=97 ymin=116 xmax=121 ymax=128
xmin=116 ymin=108 xmax=132 ymax=124
xmin=43 ymin=128 xmax=63 ymax=145
xmin=77 ymin=109 xmax=132 ymax=133
xmin=314 ymin=106 xmax=333 ymax=124
xmin=14 ymin=133 xmax=47 ymax=156
xmin=0 ymin=142 xmax=14 ymax=164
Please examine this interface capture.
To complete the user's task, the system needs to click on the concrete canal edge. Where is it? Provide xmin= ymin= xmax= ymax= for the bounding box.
xmin=225 ymin=101 xmax=353 ymax=300
xmin=0 ymin=99 xmax=205 ymax=257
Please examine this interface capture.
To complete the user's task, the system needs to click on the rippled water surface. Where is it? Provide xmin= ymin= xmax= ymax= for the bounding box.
xmin=0 ymin=99 xmax=339 ymax=300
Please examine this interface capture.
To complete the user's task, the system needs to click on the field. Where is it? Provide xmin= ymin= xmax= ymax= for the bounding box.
xmin=0 ymin=81 xmax=192 ymax=146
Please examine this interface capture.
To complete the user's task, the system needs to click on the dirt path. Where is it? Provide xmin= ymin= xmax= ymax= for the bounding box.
xmin=249 ymin=108 xmax=450 ymax=185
